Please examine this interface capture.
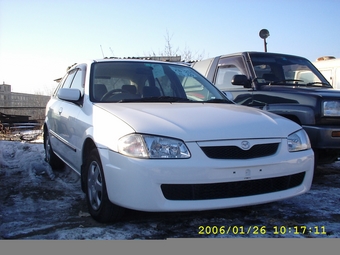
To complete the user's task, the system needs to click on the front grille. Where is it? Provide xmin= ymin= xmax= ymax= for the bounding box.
xmin=201 ymin=143 xmax=279 ymax=159
xmin=161 ymin=172 xmax=305 ymax=200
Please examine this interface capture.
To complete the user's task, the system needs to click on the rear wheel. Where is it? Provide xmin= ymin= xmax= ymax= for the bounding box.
xmin=85 ymin=148 xmax=125 ymax=223
xmin=44 ymin=129 xmax=64 ymax=170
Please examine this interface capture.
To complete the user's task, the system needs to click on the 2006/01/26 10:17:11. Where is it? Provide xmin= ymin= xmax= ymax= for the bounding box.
xmin=198 ymin=225 xmax=327 ymax=235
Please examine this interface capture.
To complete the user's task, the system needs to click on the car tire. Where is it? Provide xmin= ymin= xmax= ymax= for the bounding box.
xmin=85 ymin=148 xmax=125 ymax=223
xmin=44 ymin=129 xmax=64 ymax=170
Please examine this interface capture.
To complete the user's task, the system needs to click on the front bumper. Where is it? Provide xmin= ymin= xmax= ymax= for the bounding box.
xmin=303 ymin=125 xmax=340 ymax=150
xmin=98 ymin=142 xmax=314 ymax=212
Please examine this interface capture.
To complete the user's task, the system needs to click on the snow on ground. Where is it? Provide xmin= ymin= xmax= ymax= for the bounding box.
xmin=0 ymin=139 xmax=340 ymax=240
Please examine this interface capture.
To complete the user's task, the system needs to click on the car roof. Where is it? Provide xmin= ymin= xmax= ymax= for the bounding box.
xmin=68 ymin=58 xmax=190 ymax=72
xmin=92 ymin=58 xmax=188 ymax=66
xmin=220 ymin=51 xmax=308 ymax=60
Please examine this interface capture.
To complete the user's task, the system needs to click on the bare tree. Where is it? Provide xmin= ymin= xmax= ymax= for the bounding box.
xmin=163 ymin=29 xmax=179 ymax=57
xmin=34 ymin=86 xmax=56 ymax=96
xmin=148 ymin=30 xmax=205 ymax=62
xmin=181 ymin=44 xmax=205 ymax=62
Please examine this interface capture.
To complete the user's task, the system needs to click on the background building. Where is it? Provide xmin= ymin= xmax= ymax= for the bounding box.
xmin=0 ymin=83 xmax=50 ymax=123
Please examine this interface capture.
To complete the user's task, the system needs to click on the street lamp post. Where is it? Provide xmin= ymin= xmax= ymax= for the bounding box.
xmin=259 ymin=29 xmax=270 ymax=52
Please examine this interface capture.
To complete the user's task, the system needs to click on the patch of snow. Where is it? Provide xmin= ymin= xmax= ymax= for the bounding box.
xmin=1 ymin=140 xmax=340 ymax=240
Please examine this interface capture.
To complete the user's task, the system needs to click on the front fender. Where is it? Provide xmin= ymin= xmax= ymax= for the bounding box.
xmin=263 ymin=104 xmax=315 ymax=125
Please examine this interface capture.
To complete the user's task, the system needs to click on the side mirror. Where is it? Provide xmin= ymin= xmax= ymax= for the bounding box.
xmin=232 ymin=75 xmax=252 ymax=88
xmin=57 ymin=88 xmax=81 ymax=102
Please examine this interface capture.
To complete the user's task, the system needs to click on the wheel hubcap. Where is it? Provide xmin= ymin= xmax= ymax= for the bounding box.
xmin=87 ymin=161 xmax=103 ymax=210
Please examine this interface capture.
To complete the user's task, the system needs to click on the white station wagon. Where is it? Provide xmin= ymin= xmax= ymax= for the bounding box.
xmin=44 ymin=59 xmax=314 ymax=222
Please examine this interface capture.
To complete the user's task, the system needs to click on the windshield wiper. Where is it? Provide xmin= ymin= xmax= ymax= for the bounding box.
xmin=267 ymin=79 xmax=332 ymax=88
xmin=306 ymin=82 xmax=332 ymax=87
xmin=269 ymin=79 xmax=304 ymax=85
xmin=204 ymin=98 xmax=233 ymax=104
xmin=119 ymin=96 xmax=191 ymax=103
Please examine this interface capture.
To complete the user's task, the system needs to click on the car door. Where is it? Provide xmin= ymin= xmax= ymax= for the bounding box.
xmin=53 ymin=67 xmax=85 ymax=170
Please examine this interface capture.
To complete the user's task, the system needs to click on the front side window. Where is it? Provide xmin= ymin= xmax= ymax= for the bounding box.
xmin=215 ymin=65 xmax=244 ymax=90
xmin=214 ymin=56 xmax=247 ymax=91
xmin=70 ymin=69 xmax=84 ymax=95
xmin=62 ymin=69 xmax=77 ymax=89
xmin=53 ymin=69 xmax=76 ymax=98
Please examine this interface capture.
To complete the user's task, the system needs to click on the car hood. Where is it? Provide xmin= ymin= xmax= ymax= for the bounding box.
xmin=95 ymin=103 xmax=300 ymax=141
xmin=261 ymin=85 xmax=340 ymax=97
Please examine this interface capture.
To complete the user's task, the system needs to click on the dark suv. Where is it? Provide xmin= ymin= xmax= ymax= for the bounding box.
xmin=192 ymin=52 xmax=340 ymax=164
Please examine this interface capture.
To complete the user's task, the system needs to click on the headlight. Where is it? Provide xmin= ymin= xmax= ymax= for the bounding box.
xmin=323 ymin=100 xmax=340 ymax=116
xmin=118 ymin=134 xmax=191 ymax=159
xmin=287 ymin=129 xmax=311 ymax=152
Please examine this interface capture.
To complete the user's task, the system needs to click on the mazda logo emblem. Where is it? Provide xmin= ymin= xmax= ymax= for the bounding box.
xmin=241 ymin=141 xmax=250 ymax=150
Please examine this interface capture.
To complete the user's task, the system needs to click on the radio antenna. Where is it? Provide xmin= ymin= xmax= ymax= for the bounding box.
xmin=109 ymin=47 xmax=114 ymax=57
xmin=100 ymin=45 xmax=105 ymax=58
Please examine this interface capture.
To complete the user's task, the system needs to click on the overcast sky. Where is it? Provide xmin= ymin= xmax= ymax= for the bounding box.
xmin=1 ymin=0 xmax=339 ymax=94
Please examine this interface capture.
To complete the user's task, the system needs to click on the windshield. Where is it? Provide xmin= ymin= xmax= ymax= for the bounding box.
xmin=90 ymin=61 xmax=229 ymax=103
xmin=249 ymin=54 xmax=332 ymax=87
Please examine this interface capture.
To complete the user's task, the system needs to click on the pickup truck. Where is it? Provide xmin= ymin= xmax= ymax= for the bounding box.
xmin=192 ymin=51 xmax=340 ymax=164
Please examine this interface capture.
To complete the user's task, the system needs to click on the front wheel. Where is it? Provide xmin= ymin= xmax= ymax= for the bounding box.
xmin=85 ymin=148 xmax=125 ymax=223
xmin=44 ymin=129 xmax=64 ymax=170
xmin=314 ymin=149 xmax=339 ymax=165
